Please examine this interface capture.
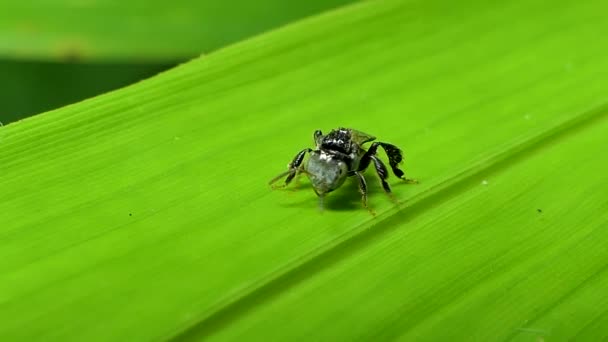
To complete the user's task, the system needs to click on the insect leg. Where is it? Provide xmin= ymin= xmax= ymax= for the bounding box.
xmin=377 ymin=142 xmax=418 ymax=183
xmin=313 ymin=130 xmax=323 ymax=145
xmin=354 ymin=171 xmax=375 ymax=215
xmin=358 ymin=143 xmax=390 ymax=190
xmin=371 ymin=155 xmax=391 ymax=193
xmin=269 ymin=148 xmax=312 ymax=188
xmin=358 ymin=142 xmax=380 ymax=172
xmin=358 ymin=143 xmax=400 ymax=203
xmin=371 ymin=155 xmax=402 ymax=204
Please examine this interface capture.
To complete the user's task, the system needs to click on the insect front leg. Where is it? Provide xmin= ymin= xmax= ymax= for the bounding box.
xmin=354 ymin=171 xmax=375 ymax=215
xmin=313 ymin=129 xmax=323 ymax=145
xmin=269 ymin=148 xmax=312 ymax=189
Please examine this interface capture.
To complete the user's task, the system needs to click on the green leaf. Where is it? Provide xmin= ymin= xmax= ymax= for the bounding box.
xmin=0 ymin=0 xmax=356 ymax=61
xmin=1 ymin=0 xmax=607 ymax=341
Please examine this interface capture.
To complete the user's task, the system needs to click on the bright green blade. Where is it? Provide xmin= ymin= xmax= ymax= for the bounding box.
xmin=1 ymin=0 xmax=607 ymax=341
xmin=0 ymin=0 xmax=355 ymax=61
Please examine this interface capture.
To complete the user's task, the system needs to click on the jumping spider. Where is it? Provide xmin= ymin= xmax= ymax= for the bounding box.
xmin=269 ymin=127 xmax=417 ymax=212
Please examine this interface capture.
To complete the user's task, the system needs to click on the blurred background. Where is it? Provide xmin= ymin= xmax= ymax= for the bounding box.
xmin=0 ymin=0 xmax=357 ymax=125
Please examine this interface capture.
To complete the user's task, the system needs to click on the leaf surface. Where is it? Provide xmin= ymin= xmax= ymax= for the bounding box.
xmin=0 ymin=0 xmax=607 ymax=341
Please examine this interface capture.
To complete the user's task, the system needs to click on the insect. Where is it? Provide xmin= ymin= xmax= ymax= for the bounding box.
xmin=269 ymin=127 xmax=417 ymax=212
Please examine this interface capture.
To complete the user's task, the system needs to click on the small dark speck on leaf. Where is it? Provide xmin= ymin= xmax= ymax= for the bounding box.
xmin=129 ymin=213 xmax=132 ymax=216
xmin=537 ymin=209 xmax=542 ymax=213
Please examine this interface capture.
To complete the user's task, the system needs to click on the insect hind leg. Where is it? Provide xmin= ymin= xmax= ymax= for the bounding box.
xmin=377 ymin=142 xmax=418 ymax=183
